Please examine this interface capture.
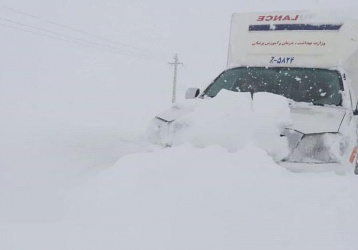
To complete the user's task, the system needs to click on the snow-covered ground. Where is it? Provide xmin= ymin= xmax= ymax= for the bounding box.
xmin=2 ymin=138 xmax=358 ymax=250
xmin=2 ymin=90 xmax=358 ymax=250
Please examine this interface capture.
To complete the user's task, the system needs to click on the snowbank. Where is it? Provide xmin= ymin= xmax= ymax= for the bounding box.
xmin=170 ymin=90 xmax=291 ymax=161
xmin=3 ymin=90 xmax=358 ymax=250
xmin=3 ymin=143 xmax=358 ymax=250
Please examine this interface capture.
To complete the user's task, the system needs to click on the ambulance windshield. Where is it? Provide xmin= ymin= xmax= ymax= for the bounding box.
xmin=203 ymin=67 xmax=343 ymax=106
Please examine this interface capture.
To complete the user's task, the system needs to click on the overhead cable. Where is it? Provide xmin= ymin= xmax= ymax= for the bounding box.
xmin=0 ymin=3 xmax=168 ymax=62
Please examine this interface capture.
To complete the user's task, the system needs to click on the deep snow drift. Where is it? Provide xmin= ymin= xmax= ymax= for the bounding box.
xmin=150 ymin=90 xmax=292 ymax=161
xmin=2 ymin=91 xmax=358 ymax=250
xmin=2 ymin=144 xmax=358 ymax=250
xmin=65 ymin=144 xmax=358 ymax=250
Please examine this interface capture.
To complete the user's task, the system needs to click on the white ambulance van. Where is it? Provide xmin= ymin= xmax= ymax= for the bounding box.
xmin=151 ymin=10 xmax=358 ymax=174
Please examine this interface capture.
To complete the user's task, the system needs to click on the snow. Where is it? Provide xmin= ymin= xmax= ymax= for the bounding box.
xmin=171 ymin=91 xmax=255 ymax=150
xmin=169 ymin=91 xmax=290 ymax=161
xmin=2 ymin=1 xmax=358 ymax=250
xmin=3 ymin=88 xmax=358 ymax=249
xmin=3 ymin=144 xmax=358 ymax=250
xmin=66 ymin=145 xmax=358 ymax=250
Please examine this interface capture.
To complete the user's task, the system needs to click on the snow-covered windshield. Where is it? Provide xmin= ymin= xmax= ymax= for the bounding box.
xmin=204 ymin=67 xmax=343 ymax=106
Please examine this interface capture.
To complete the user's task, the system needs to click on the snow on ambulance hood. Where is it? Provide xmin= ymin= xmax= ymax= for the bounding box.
xmin=289 ymin=105 xmax=346 ymax=134
xmin=156 ymin=94 xmax=346 ymax=135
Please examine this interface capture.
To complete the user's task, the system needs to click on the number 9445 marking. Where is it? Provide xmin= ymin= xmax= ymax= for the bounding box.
xmin=270 ymin=56 xmax=295 ymax=64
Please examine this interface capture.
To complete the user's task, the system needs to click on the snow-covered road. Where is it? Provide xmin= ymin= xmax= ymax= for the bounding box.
xmin=1 ymin=92 xmax=358 ymax=250
xmin=2 ymin=140 xmax=358 ymax=250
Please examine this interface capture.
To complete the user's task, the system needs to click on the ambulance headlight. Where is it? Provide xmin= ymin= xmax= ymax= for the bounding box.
xmin=286 ymin=133 xmax=346 ymax=163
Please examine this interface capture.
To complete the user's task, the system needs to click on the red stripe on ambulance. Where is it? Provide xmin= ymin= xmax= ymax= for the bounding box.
xmin=349 ymin=146 xmax=358 ymax=164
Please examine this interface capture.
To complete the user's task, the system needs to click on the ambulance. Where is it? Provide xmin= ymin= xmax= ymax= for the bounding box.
xmin=151 ymin=10 xmax=358 ymax=174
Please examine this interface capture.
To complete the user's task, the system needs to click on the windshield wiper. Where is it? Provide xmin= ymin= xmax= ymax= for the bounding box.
xmin=312 ymin=102 xmax=324 ymax=106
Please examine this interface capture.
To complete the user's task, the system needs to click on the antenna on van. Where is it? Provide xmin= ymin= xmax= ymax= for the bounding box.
xmin=169 ymin=54 xmax=183 ymax=103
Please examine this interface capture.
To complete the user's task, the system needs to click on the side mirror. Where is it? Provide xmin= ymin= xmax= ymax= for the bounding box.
xmin=185 ymin=88 xmax=200 ymax=99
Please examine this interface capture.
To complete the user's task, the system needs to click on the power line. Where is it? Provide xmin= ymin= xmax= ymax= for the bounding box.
xmin=0 ymin=3 xmax=168 ymax=61
xmin=0 ymin=22 xmax=124 ymax=54
xmin=0 ymin=21 xmax=85 ymax=46
xmin=0 ymin=14 xmax=167 ymax=62
xmin=0 ymin=21 xmax=165 ymax=62
xmin=0 ymin=16 xmax=140 ymax=55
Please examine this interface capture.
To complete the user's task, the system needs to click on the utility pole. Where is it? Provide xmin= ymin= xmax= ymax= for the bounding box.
xmin=169 ymin=54 xmax=183 ymax=103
